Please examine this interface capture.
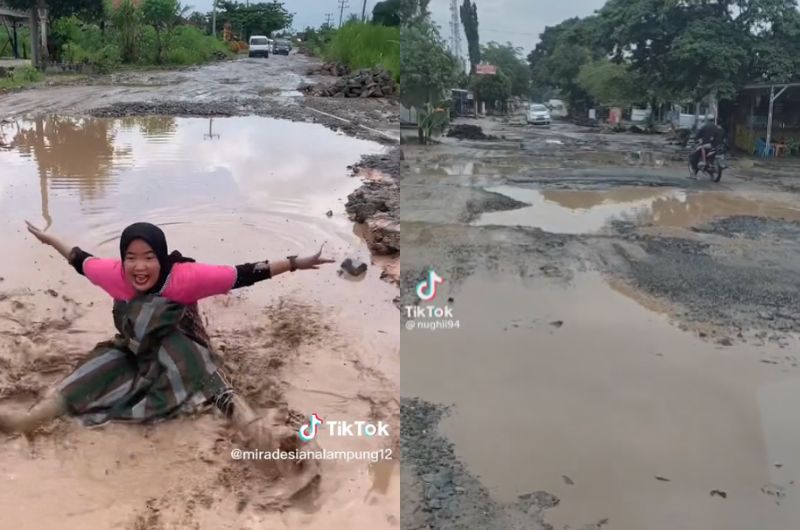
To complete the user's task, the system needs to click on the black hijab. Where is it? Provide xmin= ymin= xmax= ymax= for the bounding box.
xmin=119 ymin=222 xmax=195 ymax=294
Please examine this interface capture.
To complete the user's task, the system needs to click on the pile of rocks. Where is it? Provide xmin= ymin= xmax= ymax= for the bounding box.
xmin=308 ymin=62 xmax=351 ymax=76
xmin=446 ymin=124 xmax=493 ymax=140
xmin=301 ymin=67 xmax=396 ymax=98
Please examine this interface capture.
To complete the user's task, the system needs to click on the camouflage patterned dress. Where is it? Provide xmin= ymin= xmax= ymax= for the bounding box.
xmin=56 ymin=294 xmax=234 ymax=426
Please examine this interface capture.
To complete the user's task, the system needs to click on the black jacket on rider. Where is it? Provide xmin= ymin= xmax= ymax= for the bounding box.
xmin=690 ymin=122 xmax=725 ymax=173
xmin=695 ymin=122 xmax=724 ymax=147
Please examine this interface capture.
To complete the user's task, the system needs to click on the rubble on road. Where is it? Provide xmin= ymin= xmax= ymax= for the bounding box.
xmin=307 ymin=62 xmax=351 ymax=77
xmin=300 ymin=67 xmax=396 ymax=98
xmin=446 ymin=124 xmax=494 ymax=140
xmin=345 ymin=150 xmax=400 ymax=257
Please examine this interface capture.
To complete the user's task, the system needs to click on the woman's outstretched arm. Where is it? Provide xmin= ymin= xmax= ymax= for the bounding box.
xmin=26 ymin=221 xmax=136 ymax=299
xmin=165 ymin=244 xmax=336 ymax=304
xmin=26 ymin=221 xmax=74 ymax=261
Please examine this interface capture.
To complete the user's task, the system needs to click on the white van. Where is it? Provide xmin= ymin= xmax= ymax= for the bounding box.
xmin=248 ymin=35 xmax=270 ymax=58
xmin=547 ymin=99 xmax=568 ymax=118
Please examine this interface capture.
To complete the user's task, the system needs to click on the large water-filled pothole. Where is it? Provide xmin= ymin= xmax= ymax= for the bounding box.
xmin=471 ymin=185 xmax=800 ymax=234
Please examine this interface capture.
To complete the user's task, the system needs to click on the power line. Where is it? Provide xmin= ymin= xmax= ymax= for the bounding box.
xmin=324 ymin=12 xmax=334 ymax=26
xmin=337 ymin=0 xmax=350 ymax=27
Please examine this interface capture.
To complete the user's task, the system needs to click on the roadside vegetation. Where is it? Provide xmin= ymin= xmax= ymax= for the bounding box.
xmin=324 ymin=22 xmax=399 ymax=82
xmin=0 ymin=0 xmax=293 ymax=85
xmin=0 ymin=65 xmax=41 ymax=90
xmin=302 ymin=18 xmax=399 ymax=83
xmin=528 ymin=0 xmax=800 ymax=125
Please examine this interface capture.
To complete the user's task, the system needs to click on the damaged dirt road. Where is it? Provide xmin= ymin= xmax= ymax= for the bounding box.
xmin=0 ymin=54 xmax=399 ymax=529
xmin=401 ymin=116 xmax=800 ymax=529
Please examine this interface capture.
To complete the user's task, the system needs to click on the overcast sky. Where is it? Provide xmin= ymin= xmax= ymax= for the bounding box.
xmin=186 ymin=0 xmax=381 ymax=32
xmin=186 ymin=0 xmax=604 ymax=53
xmin=428 ymin=0 xmax=605 ymax=55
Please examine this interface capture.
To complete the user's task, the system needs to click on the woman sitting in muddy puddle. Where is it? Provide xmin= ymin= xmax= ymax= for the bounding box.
xmin=1 ymin=221 xmax=334 ymax=497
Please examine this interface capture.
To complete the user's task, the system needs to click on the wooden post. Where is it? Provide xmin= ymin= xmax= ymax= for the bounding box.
xmin=29 ymin=7 xmax=41 ymax=69
xmin=766 ymin=84 xmax=789 ymax=150
xmin=39 ymin=2 xmax=48 ymax=63
xmin=11 ymin=20 xmax=19 ymax=58
xmin=766 ymin=85 xmax=774 ymax=148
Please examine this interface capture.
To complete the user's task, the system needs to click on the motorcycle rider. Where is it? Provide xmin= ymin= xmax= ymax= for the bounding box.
xmin=690 ymin=119 xmax=725 ymax=175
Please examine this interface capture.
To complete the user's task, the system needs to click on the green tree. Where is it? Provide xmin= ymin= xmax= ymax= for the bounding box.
xmin=665 ymin=17 xmax=749 ymax=102
xmin=471 ymin=71 xmax=511 ymax=112
xmin=396 ymin=0 xmax=430 ymax=24
xmin=527 ymin=17 xmax=599 ymax=109
xmin=576 ymin=60 xmax=645 ymax=106
xmin=528 ymin=17 xmax=602 ymax=110
xmin=7 ymin=0 xmax=104 ymax=21
xmin=187 ymin=11 xmax=209 ymax=31
xmin=748 ymin=8 xmax=800 ymax=82
xmin=401 ymin=19 xmax=459 ymax=143
xmin=481 ymin=41 xmax=529 ymax=97
xmin=107 ymin=0 xmax=142 ymax=63
xmin=595 ymin=0 xmax=800 ymax=113
xmin=215 ymin=2 xmax=293 ymax=39
xmin=459 ymin=0 xmax=479 ymax=73
xmin=141 ymin=0 xmax=180 ymax=63
xmin=372 ymin=0 xmax=402 ymax=26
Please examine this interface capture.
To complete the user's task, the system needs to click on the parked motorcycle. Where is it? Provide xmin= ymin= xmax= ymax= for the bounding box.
xmin=688 ymin=140 xmax=726 ymax=182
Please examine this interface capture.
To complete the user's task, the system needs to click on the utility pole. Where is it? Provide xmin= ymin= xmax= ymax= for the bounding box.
xmin=324 ymin=13 xmax=334 ymax=27
xmin=449 ymin=0 xmax=462 ymax=64
xmin=212 ymin=0 xmax=218 ymax=38
xmin=361 ymin=0 xmax=367 ymax=22
xmin=337 ymin=0 xmax=349 ymax=27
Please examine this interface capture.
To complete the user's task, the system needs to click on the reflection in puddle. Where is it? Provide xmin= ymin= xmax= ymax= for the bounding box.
xmin=758 ymin=380 xmax=800 ymax=520
xmin=0 ymin=115 xmax=382 ymax=245
xmin=472 ymin=185 xmax=800 ymax=233
xmin=402 ymin=272 xmax=800 ymax=529
xmin=0 ymin=115 xmax=384 ymax=295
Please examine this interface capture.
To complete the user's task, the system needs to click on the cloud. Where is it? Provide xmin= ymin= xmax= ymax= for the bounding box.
xmin=186 ymin=0 xmax=376 ymax=32
xmin=429 ymin=0 xmax=604 ymax=55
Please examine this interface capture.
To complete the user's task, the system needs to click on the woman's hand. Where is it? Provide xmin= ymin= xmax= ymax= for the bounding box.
xmin=296 ymin=242 xmax=335 ymax=270
xmin=25 ymin=221 xmax=56 ymax=247
xmin=25 ymin=221 xmax=72 ymax=260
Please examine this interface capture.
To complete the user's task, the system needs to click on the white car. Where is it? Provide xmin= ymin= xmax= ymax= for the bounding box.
xmin=248 ymin=35 xmax=270 ymax=58
xmin=527 ymin=103 xmax=551 ymax=125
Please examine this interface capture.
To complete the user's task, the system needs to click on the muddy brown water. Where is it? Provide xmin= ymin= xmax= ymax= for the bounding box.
xmin=0 ymin=116 xmax=399 ymax=528
xmin=472 ymin=185 xmax=800 ymax=234
xmin=402 ymin=272 xmax=800 ymax=529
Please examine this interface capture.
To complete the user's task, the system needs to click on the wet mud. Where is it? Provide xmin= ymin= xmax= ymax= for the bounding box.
xmin=0 ymin=115 xmax=399 ymax=528
xmin=401 ymin=116 xmax=800 ymax=529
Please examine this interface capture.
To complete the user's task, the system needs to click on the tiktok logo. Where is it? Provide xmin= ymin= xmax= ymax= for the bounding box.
xmin=416 ymin=269 xmax=445 ymax=301
xmin=298 ymin=413 xmax=324 ymax=442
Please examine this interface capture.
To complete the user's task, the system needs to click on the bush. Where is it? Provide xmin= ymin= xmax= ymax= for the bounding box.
xmin=46 ymin=13 xmax=232 ymax=71
xmin=0 ymin=66 xmax=42 ymax=90
xmin=55 ymin=16 xmax=119 ymax=72
xmin=323 ymin=22 xmax=399 ymax=81
xmin=162 ymin=26 xmax=231 ymax=65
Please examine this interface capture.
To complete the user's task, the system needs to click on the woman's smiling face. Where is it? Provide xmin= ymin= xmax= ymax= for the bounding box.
xmin=123 ymin=239 xmax=161 ymax=292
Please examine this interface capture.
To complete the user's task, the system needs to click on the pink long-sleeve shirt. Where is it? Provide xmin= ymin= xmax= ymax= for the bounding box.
xmin=82 ymin=257 xmax=238 ymax=304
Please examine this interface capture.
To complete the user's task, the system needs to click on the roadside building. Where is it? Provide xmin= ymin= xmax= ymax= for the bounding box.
xmin=728 ymin=82 xmax=800 ymax=156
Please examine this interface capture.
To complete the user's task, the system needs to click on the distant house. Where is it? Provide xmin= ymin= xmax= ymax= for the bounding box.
xmin=400 ymin=104 xmax=418 ymax=126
